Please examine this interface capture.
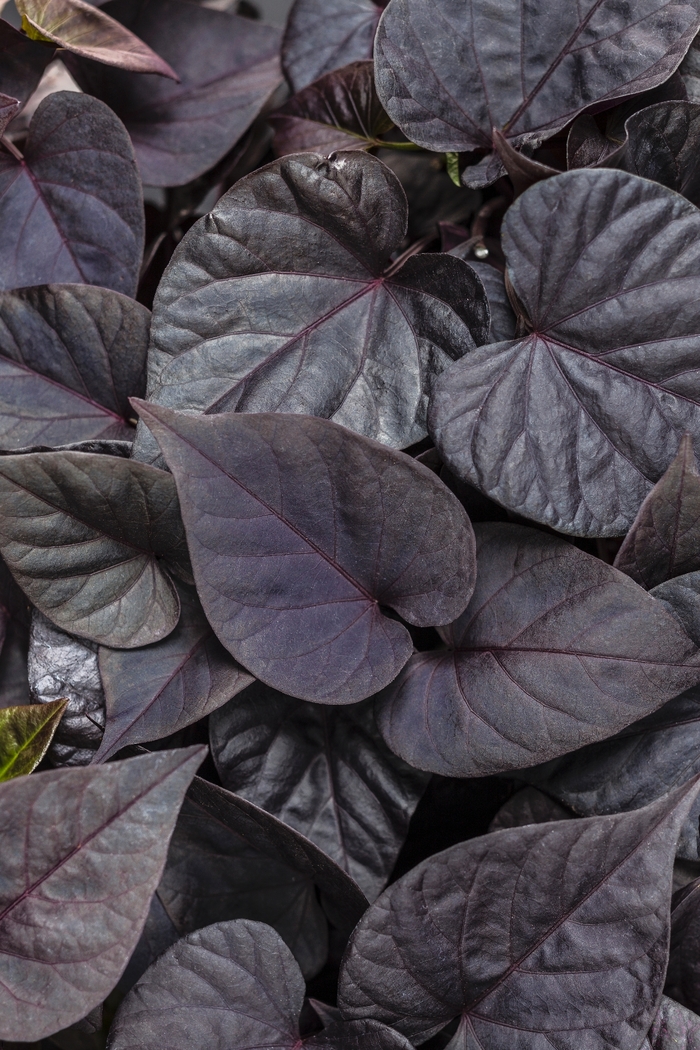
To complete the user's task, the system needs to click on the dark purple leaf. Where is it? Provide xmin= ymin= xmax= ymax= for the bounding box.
xmin=270 ymin=60 xmax=393 ymax=156
xmin=158 ymin=775 xmax=368 ymax=977
xmin=522 ymin=684 xmax=700 ymax=862
xmin=210 ymin=682 xmax=429 ymax=899
xmin=614 ymin=435 xmax=700 ymax=588
xmin=67 ymin=0 xmax=282 ymax=186
xmin=0 ymin=92 xmax=144 ymax=296
xmin=50 ymin=1007 xmax=103 ymax=1050
xmin=282 ymin=0 xmax=382 ymax=93
xmin=652 ymin=571 xmax=700 ymax=645
xmin=0 ymin=21 xmax=53 ymax=108
xmin=667 ymin=877 xmax=700 ymax=1015
xmin=16 ymin=0 xmax=178 ymax=77
xmin=0 ymin=450 xmax=190 ymax=648
xmin=0 ymin=745 xmax=204 ymax=1041
xmin=607 ymin=102 xmax=700 ymax=205
xmin=647 ymin=997 xmax=700 ymax=1049
xmin=338 ymin=780 xmax=700 ymax=1046
xmin=446 ymin=254 xmax=516 ymax=343
xmin=374 ymin=0 xmax=700 ymax=184
xmin=0 ymin=283 xmax=149 ymax=450
xmin=488 ymin=785 xmax=572 ymax=833
xmin=109 ymin=919 xmax=413 ymax=1050
xmin=0 ymin=95 xmax=19 ymax=136
xmin=132 ymin=151 xmax=488 ymax=459
xmin=377 ymin=148 xmax=480 ymax=242
xmin=375 ymin=522 xmax=700 ymax=776
xmin=96 ymin=582 xmax=254 ymax=762
xmin=0 ymin=619 xmax=30 ymax=709
xmin=135 ymin=404 xmax=476 ymax=703
xmin=430 ymin=169 xmax=700 ymax=536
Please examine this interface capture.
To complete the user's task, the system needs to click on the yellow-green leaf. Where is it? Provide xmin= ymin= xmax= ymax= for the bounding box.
xmin=445 ymin=151 xmax=461 ymax=186
xmin=0 ymin=699 xmax=67 ymax=781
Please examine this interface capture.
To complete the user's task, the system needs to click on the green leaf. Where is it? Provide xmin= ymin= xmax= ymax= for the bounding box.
xmin=445 ymin=152 xmax=461 ymax=186
xmin=0 ymin=699 xmax=67 ymax=780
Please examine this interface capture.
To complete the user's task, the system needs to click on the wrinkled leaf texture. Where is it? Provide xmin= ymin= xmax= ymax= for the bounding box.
xmin=66 ymin=0 xmax=282 ymax=186
xmin=0 ymin=284 xmax=149 ymax=450
xmin=652 ymin=570 xmax=700 ymax=645
xmin=109 ymin=919 xmax=413 ymax=1050
xmin=282 ymin=0 xmax=383 ymax=92
xmin=0 ymin=698 xmax=66 ymax=780
xmin=606 ymin=101 xmax=700 ymax=206
xmin=0 ymin=92 xmax=144 ymax=296
xmin=0 ymin=745 xmax=204 ymax=1041
xmin=374 ymin=0 xmax=700 ymax=181
xmin=667 ymin=877 xmax=700 ymax=1014
xmin=430 ymin=169 xmax=700 ymax=535
xmin=338 ymin=780 xmax=700 ymax=1047
xmin=210 ymin=682 xmax=428 ymax=900
xmin=134 ymin=150 xmax=488 ymax=461
xmin=96 ymin=582 xmax=253 ymax=761
xmin=645 ymin=997 xmax=700 ymax=1049
xmin=136 ymin=403 xmax=476 ymax=703
xmin=375 ymin=522 xmax=700 ymax=776
xmin=0 ymin=450 xmax=190 ymax=647
xmin=446 ymin=254 xmax=516 ymax=343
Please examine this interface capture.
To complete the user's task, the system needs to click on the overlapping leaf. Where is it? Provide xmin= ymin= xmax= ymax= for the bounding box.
xmin=653 ymin=571 xmax=700 ymax=645
xmin=0 ymin=92 xmax=144 ymax=296
xmin=646 ymin=997 xmax=700 ymax=1049
xmin=446 ymin=254 xmax=516 ymax=343
xmin=0 ymin=21 xmax=53 ymax=107
xmin=0 ymin=450 xmax=190 ymax=648
xmin=109 ymin=919 xmax=413 ymax=1050
xmin=0 ymin=619 xmax=30 ymax=708
xmin=97 ymin=582 xmax=253 ymax=762
xmin=0 ymin=284 xmax=149 ymax=450
xmin=210 ymin=682 xmax=429 ymax=899
xmin=374 ymin=0 xmax=700 ymax=184
xmin=488 ymin=786 xmax=572 ymax=833
xmin=16 ymin=0 xmax=178 ymax=77
xmin=133 ymin=150 xmax=488 ymax=460
xmin=338 ymin=781 xmax=700 ymax=1046
xmin=0 ymin=745 xmax=204 ymax=1041
xmin=270 ymin=61 xmax=394 ymax=156
xmin=666 ymin=878 xmax=700 ymax=1015
xmin=608 ymin=101 xmax=700 ymax=205
xmin=282 ymin=0 xmax=383 ymax=92
xmin=0 ymin=698 xmax=66 ymax=780
xmin=66 ymin=0 xmax=282 ymax=186
xmin=136 ymin=404 xmax=476 ymax=703
xmin=375 ymin=523 xmax=700 ymax=776
xmin=430 ymin=169 xmax=700 ymax=535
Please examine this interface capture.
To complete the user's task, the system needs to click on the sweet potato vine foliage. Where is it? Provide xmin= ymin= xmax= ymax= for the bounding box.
xmin=10 ymin=1 xmax=700 ymax=1049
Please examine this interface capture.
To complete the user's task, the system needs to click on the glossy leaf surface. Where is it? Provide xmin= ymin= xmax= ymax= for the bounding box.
xmin=0 ymin=92 xmax=144 ymax=296
xmin=0 ymin=451 xmax=189 ymax=647
xmin=16 ymin=0 xmax=178 ymax=77
xmin=611 ymin=101 xmax=700 ymax=205
xmin=137 ymin=404 xmax=476 ymax=703
xmin=430 ymin=170 xmax=700 ymax=535
xmin=338 ymin=781 xmax=700 ymax=1045
xmin=0 ymin=698 xmax=66 ymax=780
xmin=282 ymin=0 xmax=382 ymax=92
xmin=374 ymin=0 xmax=700 ymax=163
xmin=447 ymin=254 xmax=516 ymax=343
xmin=97 ymin=583 xmax=253 ymax=761
xmin=135 ymin=150 xmax=488 ymax=458
xmin=210 ymin=682 xmax=428 ymax=899
xmin=376 ymin=523 xmax=700 ymax=776
xmin=0 ymin=284 xmax=149 ymax=450
xmin=0 ymin=746 xmax=204 ymax=1041
xmin=270 ymin=61 xmax=393 ymax=156
xmin=67 ymin=0 xmax=282 ymax=186
xmin=109 ymin=919 xmax=413 ymax=1050
xmin=615 ymin=435 xmax=700 ymax=588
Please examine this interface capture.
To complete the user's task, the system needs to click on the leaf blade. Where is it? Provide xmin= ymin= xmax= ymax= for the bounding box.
xmin=0 ymin=698 xmax=66 ymax=780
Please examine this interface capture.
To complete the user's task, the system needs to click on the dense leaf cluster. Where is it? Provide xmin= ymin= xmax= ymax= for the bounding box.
xmin=5 ymin=0 xmax=700 ymax=1048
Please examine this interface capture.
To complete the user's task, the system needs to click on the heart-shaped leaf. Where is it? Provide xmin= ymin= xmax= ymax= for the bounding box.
xmin=0 ymin=92 xmax=144 ymax=296
xmin=615 ymin=435 xmax=700 ymax=588
xmin=430 ymin=169 xmax=700 ymax=536
xmin=282 ymin=0 xmax=383 ymax=92
xmin=0 ymin=698 xmax=66 ymax=780
xmin=0 ymin=284 xmax=149 ymax=450
xmin=270 ymin=61 xmax=394 ymax=156
xmin=374 ymin=0 xmax=700 ymax=183
xmin=0 ymin=745 xmax=204 ymax=1041
xmin=375 ymin=522 xmax=700 ymax=776
xmin=133 ymin=150 xmax=488 ymax=461
xmin=136 ymin=404 xmax=476 ymax=703
xmin=66 ymin=0 xmax=282 ymax=187
xmin=0 ymin=21 xmax=53 ymax=108
xmin=338 ymin=780 xmax=700 ymax=1046
xmin=646 ymin=997 xmax=700 ymax=1049
xmin=0 ymin=450 xmax=190 ymax=648
xmin=16 ymin=0 xmax=178 ymax=77
xmin=96 ymin=583 xmax=253 ymax=762
xmin=666 ymin=878 xmax=700 ymax=1015
xmin=523 ymin=684 xmax=700 ymax=861
xmin=210 ymin=682 xmax=429 ymax=900
xmin=109 ymin=919 xmax=414 ymax=1050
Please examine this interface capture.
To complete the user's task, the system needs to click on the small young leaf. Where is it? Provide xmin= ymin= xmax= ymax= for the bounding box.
xmin=445 ymin=152 xmax=460 ymax=186
xmin=0 ymin=698 xmax=66 ymax=780
xmin=282 ymin=0 xmax=382 ymax=92
xmin=0 ymin=745 xmax=204 ymax=1041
